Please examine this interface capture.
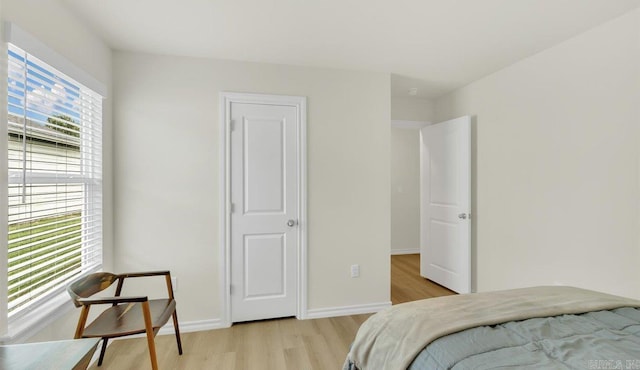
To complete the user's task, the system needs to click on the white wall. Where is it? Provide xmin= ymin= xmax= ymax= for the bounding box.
xmin=391 ymin=96 xmax=435 ymax=122
xmin=436 ymin=9 xmax=640 ymax=298
xmin=390 ymin=128 xmax=421 ymax=254
xmin=1 ymin=0 xmax=113 ymax=341
xmin=113 ymin=51 xmax=391 ymax=323
xmin=389 ymin=97 xmax=433 ymax=254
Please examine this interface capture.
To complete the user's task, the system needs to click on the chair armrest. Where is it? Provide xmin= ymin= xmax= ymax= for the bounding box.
xmin=117 ymin=271 xmax=171 ymax=279
xmin=114 ymin=271 xmax=175 ymax=299
xmin=77 ymin=296 xmax=148 ymax=306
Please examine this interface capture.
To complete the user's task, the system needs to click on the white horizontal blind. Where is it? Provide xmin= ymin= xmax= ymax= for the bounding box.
xmin=6 ymin=43 xmax=102 ymax=318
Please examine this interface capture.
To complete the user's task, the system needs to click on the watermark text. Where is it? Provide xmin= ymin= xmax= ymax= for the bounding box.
xmin=588 ymin=360 xmax=640 ymax=370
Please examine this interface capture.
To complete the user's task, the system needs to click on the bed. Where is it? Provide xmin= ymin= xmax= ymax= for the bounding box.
xmin=344 ymin=286 xmax=640 ymax=370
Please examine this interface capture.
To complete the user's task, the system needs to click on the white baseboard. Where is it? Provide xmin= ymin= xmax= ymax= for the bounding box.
xmin=119 ymin=302 xmax=390 ymax=339
xmin=390 ymin=248 xmax=419 ymax=255
xmin=305 ymin=301 xmax=391 ymax=320
xmin=157 ymin=318 xmax=224 ymax=336
xmin=120 ymin=318 xmax=224 ymax=340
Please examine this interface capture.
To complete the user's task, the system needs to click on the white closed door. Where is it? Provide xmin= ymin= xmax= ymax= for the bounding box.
xmin=230 ymin=102 xmax=298 ymax=322
xmin=420 ymin=116 xmax=471 ymax=294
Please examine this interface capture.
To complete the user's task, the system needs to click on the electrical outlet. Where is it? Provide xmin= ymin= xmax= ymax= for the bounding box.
xmin=350 ymin=264 xmax=360 ymax=278
xmin=171 ymin=277 xmax=178 ymax=292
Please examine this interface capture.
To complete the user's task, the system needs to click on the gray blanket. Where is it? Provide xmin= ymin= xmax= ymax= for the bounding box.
xmin=345 ymin=286 xmax=640 ymax=370
xmin=409 ymin=306 xmax=640 ymax=369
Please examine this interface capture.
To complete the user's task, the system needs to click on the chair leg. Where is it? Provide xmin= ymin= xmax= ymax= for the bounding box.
xmin=97 ymin=338 xmax=109 ymax=366
xmin=74 ymin=306 xmax=91 ymax=339
xmin=142 ymin=301 xmax=159 ymax=370
xmin=172 ymin=310 xmax=183 ymax=355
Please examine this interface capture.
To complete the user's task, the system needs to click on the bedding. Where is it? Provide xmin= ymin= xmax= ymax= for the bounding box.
xmin=408 ymin=307 xmax=640 ymax=369
xmin=344 ymin=286 xmax=640 ymax=370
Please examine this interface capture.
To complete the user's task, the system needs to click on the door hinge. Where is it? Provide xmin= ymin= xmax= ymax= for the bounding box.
xmin=230 ymin=203 xmax=235 ymax=213
xmin=230 ymin=120 xmax=236 ymax=131
xmin=229 ymin=285 xmax=233 ymax=295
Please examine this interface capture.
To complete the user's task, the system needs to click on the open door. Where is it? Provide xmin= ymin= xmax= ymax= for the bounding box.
xmin=420 ymin=116 xmax=471 ymax=294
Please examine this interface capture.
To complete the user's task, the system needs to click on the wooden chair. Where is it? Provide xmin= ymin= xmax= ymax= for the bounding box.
xmin=67 ymin=271 xmax=183 ymax=370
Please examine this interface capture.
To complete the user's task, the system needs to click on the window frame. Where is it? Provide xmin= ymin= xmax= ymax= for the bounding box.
xmin=1 ymin=23 xmax=106 ymax=342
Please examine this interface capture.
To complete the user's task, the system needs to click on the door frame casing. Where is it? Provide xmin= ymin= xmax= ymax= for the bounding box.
xmin=219 ymin=92 xmax=308 ymax=327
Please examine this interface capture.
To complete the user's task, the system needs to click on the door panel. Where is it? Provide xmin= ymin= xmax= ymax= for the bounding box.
xmin=231 ymin=102 xmax=298 ymax=322
xmin=244 ymin=117 xmax=285 ymax=214
xmin=420 ymin=116 xmax=471 ymax=294
xmin=429 ymin=128 xmax=459 ymax=205
xmin=244 ymin=233 xmax=286 ymax=298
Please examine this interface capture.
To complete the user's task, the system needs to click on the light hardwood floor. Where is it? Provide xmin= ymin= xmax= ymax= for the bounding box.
xmin=391 ymin=254 xmax=455 ymax=305
xmin=90 ymin=254 xmax=453 ymax=369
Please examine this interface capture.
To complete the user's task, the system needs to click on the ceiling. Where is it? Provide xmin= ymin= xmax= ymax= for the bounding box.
xmin=61 ymin=0 xmax=640 ymax=99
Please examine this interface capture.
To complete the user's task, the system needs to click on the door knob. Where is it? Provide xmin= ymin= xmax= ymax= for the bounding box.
xmin=458 ymin=213 xmax=467 ymax=219
xmin=287 ymin=219 xmax=297 ymax=227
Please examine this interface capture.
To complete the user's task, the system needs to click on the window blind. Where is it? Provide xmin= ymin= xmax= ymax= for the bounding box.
xmin=6 ymin=43 xmax=103 ymax=317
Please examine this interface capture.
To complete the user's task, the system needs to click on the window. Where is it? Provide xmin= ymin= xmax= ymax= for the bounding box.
xmin=6 ymin=43 xmax=102 ymax=321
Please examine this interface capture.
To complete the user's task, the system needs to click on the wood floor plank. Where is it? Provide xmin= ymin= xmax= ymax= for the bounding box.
xmin=283 ymin=346 xmax=313 ymax=369
xmin=391 ymin=254 xmax=455 ymax=304
xmin=89 ymin=254 xmax=452 ymax=369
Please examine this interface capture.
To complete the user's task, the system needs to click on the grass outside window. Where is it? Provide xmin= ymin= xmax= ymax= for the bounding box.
xmin=8 ymin=212 xmax=82 ymax=308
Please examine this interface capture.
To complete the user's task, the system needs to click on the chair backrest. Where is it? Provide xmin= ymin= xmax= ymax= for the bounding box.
xmin=68 ymin=272 xmax=119 ymax=307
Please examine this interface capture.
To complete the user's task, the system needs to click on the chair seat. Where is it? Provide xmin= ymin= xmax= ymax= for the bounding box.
xmin=82 ymin=299 xmax=176 ymax=338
